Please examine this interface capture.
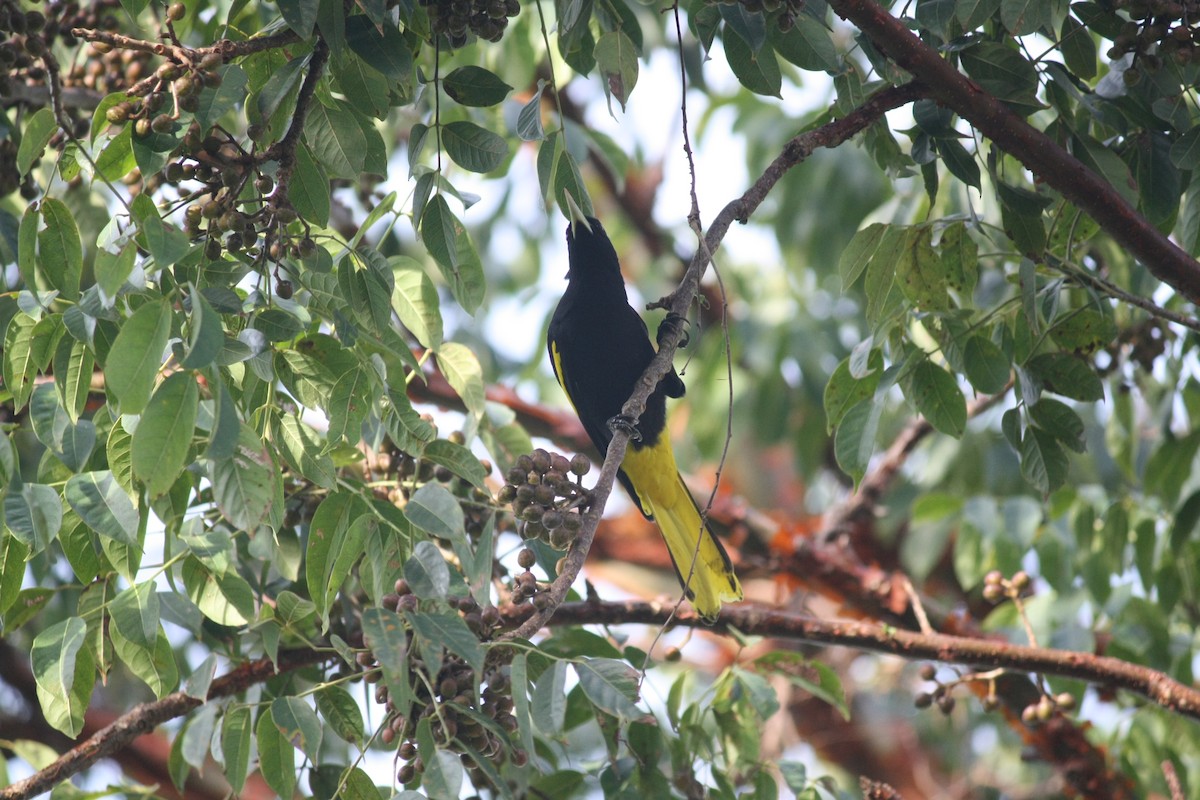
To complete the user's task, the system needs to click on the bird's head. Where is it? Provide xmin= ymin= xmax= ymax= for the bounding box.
xmin=565 ymin=216 xmax=621 ymax=281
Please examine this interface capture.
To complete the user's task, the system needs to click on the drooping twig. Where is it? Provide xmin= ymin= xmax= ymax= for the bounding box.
xmin=264 ymin=35 xmax=330 ymax=205
xmin=0 ymin=649 xmax=330 ymax=800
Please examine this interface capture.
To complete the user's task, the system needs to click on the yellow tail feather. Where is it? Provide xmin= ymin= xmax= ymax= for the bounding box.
xmin=623 ymin=441 xmax=743 ymax=622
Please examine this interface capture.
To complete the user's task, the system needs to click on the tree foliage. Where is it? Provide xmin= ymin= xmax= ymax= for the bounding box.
xmin=3 ymin=0 xmax=1200 ymax=798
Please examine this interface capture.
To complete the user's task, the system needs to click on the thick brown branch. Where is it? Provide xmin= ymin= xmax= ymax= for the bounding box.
xmin=0 ymin=649 xmax=329 ymax=800
xmin=506 ymin=82 xmax=927 ymax=640
xmin=505 ymin=600 xmax=1200 ymax=721
xmin=828 ymin=0 xmax=1200 ymax=306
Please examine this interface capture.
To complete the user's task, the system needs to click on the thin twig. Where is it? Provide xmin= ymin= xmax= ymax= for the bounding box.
xmin=504 ymin=82 xmax=928 ymax=641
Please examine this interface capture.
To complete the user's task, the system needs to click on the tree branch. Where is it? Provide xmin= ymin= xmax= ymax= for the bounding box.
xmin=505 ymin=82 xmax=928 ymax=640
xmin=828 ymin=0 xmax=1200 ymax=306
xmin=504 ymin=600 xmax=1200 ymax=721
xmin=0 ymin=649 xmax=330 ymax=800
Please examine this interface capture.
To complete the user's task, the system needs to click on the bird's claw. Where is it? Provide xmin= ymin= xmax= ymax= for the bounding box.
xmin=658 ymin=312 xmax=691 ymax=348
xmin=607 ymin=414 xmax=642 ymax=442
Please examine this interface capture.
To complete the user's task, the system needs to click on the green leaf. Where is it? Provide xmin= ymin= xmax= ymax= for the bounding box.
xmin=1029 ymin=397 xmax=1087 ymax=453
xmin=65 ymin=471 xmax=138 ymax=545
xmin=3 ymin=312 xmax=39 ymax=411
xmin=345 ymin=14 xmax=413 ymax=84
xmin=18 ymin=203 xmax=37 ymax=288
xmin=290 ymin=144 xmax=331 ymax=226
xmin=305 ymin=99 xmax=366 ymax=180
xmin=957 ymin=0 xmax=1001 ymax=28
xmin=4 ymin=483 xmax=63 ymax=557
xmin=963 ymin=336 xmax=1010 ymax=394
xmin=443 ymin=66 xmax=514 ymax=107
xmin=424 ymin=748 xmax=464 ymax=800
xmin=405 ymin=540 xmax=450 ymax=599
xmin=38 ymin=199 xmax=83 ymax=301
xmin=332 ymin=51 xmax=391 ymax=120
xmin=436 ymin=343 xmax=486 ymax=425
xmin=833 ymin=399 xmax=878 ymax=484
xmin=1020 ymin=425 xmax=1069 ymax=493
xmin=532 ymin=660 xmax=568 ymax=735
xmin=106 ymin=299 xmax=172 ymax=414
xmin=574 ymin=658 xmax=641 ymax=719
xmin=1026 ymin=352 xmax=1104 ymax=401
xmin=273 ymin=413 xmax=336 ymax=488
xmin=771 ymin=13 xmax=841 ymax=72
xmin=95 ymin=240 xmax=137 ymax=301
xmin=315 ymin=685 xmax=364 ymax=746
xmin=1059 ymin=14 xmax=1096 ymax=80
xmin=723 ymin=27 xmax=782 ymax=97
xmin=361 ymin=607 xmax=411 ymax=717
xmin=442 ymin=121 xmax=508 ymax=174
xmin=110 ymin=581 xmax=159 ymax=648
xmin=1001 ymin=0 xmax=1050 ymax=34
xmin=753 ymin=651 xmax=850 ymax=720
xmin=420 ymin=195 xmax=485 ymax=313
xmin=32 ymin=617 xmax=91 ymax=737
xmin=256 ymin=707 xmax=296 ymax=800
xmin=306 ymin=491 xmax=361 ymax=623
xmin=222 ymin=706 xmax=253 ymax=794
xmin=594 ymin=30 xmax=639 ymax=110
xmin=182 ymin=291 xmax=223 ymax=368
xmin=277 ymin=0 xmax=319 ymax=36
xmin=824 ymin=350 xmax=882 ymax=433
xmin=1171 ymin=126 xmax=1200 ymax=170
xmin=327 ymin=363 xmax=374 ymax=445
xmin=517 ymin=82 xmax=546 ymax=141
xmin=406 ymin=609 xmax=485 ymax=674
xmin=17 ymin=108 xmax=57 ymax=175
xmin=391 ymin=256 xmax=443 ymax=349
xmin=253 ymin=308 xmax=304 ymax=342
xmin=209 ymin=426 xmax=279 ymax=531
xmin=30 ymin=382 xmax=95 ymax=470
xmin=909 ymin=360 xmax=967 ymax=437
xmin=936 ymin=138 xmax=981 ymax=189
xmin=271 ymin=696 xmax=323 ymax=762
xmin=0 ymin=535 xmax=28 ymax=618
xmin=960 ymin=42 xmax=1040 ymax=110
xmin=93 ymin=126 xmax=137 ymax=183
xmin=132 ymin=372 xmax=198 ymax=497
xmin=894 ymin=226 xmax=947 ymax=311
xmin=405 ymin=483 xmax=466 ymax=542
xmin=422 ymin=439 xmax=488 ymax=489
xmin=183 ymin=557 xmax=255 ymax=627
xmin=939 ymin=221 xmax=979 ymax=295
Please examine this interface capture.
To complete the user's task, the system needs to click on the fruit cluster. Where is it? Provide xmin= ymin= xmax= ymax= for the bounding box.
xmin=362 ymin=581 xmax=527 ymax=790
xmin=420 ymin=0 xmax=521 ymax=49
xmin=497 ymin=448 xmax=592 ymax=551
xmin=1106 ymin=0 xmax=1200 ymax=77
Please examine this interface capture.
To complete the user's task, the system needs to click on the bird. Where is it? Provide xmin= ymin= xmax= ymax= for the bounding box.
xmin=546 ymin=215 xmax=742 ymax=623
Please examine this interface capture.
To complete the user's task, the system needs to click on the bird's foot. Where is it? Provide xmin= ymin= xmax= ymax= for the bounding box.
xmin=657 ymin=311 xmax=691 ymax=348
xmin=607 ymin=414 xmax=643 ymax=442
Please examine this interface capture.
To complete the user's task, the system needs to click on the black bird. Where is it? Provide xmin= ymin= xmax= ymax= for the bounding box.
xmin=546 ymin=217 xmax=742 ymax=622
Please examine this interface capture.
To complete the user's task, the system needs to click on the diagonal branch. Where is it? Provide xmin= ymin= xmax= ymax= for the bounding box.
xmin=0 ymin=649 xmax=330 ymax=800
xmin=504 ymin=81 xmax=928 ymax=640
xmin=828 ymin=0 xmax=1200 ymax=306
